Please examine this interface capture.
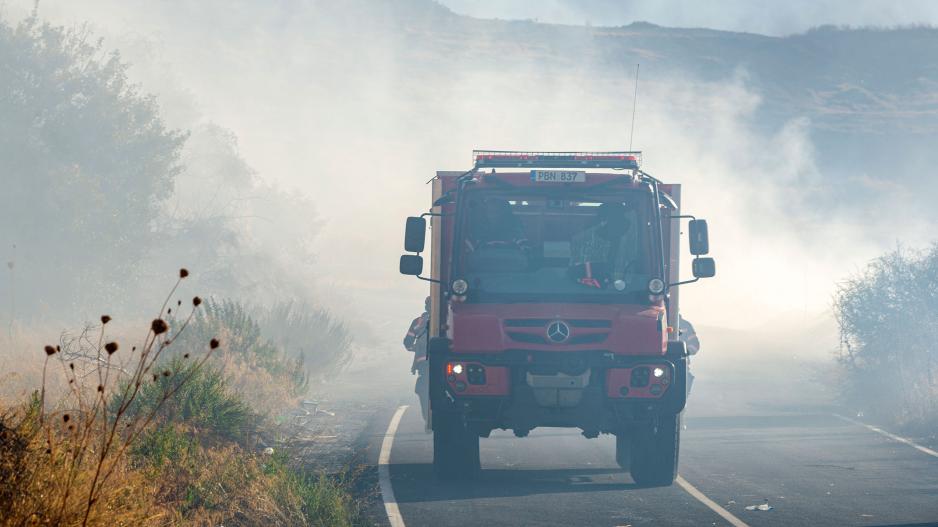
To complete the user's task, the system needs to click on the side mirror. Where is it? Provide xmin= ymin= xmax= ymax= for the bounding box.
xmin=404 ymin=216 xmax=427 ymax=253
xmin=404 ymin=217 xmax=426 ymax=253
xmin=692 ymin=257 xmax=716 ymax=279
xmin=688 ymin=219 xmax=709 ymax=255
xmin=399 ymin=254 xmax=424 ymax=276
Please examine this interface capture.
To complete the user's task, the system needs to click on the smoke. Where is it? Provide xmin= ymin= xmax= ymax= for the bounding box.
xmin=2 ymin=0 xmax=932 ymax=355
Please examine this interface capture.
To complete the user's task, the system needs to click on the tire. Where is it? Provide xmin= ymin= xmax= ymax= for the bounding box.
xmin=432 ymin=413 xmax=480 ymax=480
xmin=630 ymin=413 xmax=680 ymax=487
xmin=615 ymin=433 xmax=631 ymax=470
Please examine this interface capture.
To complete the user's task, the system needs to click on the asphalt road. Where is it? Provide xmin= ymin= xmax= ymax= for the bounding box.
xmin=373 ymin=406 xmax=938 ymax=527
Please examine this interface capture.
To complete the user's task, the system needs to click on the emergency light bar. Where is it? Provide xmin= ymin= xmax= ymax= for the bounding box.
xmin=474 ymin=150 xmax=641 ymax=170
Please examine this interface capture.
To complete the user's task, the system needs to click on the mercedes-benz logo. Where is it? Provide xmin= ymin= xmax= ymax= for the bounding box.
xmin=546 ymin=321 xmax=571 ymax=343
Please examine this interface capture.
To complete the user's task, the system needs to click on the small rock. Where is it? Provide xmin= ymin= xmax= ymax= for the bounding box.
xmin=745 ymin=500 xmax=773 ymax=512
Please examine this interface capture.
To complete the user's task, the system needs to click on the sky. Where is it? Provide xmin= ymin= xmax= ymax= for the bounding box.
xmin=438 ymin=0 xmax=938 ymax=35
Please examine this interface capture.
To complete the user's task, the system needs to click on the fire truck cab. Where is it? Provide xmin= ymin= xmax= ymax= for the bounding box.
xmin=399 ymin=150 xmax=715 ymax=486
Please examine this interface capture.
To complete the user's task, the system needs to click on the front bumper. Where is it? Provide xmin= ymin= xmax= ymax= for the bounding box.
xmin=429 ymin=345 xmax=687 ymax=435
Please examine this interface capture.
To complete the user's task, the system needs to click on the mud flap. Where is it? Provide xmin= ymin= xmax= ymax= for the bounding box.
xmin=427 ymin=337 xmax=452 ymax=429
xmin=662 ymin=340 xmax=688 ymax=414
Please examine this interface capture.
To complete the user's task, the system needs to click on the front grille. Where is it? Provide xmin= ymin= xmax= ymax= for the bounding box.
xmin=504 ymin=319 xmax=611 ymax=328
xmin=568 ymin=333 xmax=608 ymax=344
xmin=568 ymin=319 xmax=612 ymax=328
xmin=505 ymin=319 xmax=551 ymax=327
xmin=507 ymin=332 xmax=548 ymax=344
xmin=507 ymin=331 xmax=609 ymax=345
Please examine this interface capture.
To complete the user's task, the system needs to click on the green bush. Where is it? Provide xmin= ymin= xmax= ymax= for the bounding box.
xmin=118 ymin=357 xmax=255 ymax=443
xmin=132 ymin=425 xmax=197 ymax=468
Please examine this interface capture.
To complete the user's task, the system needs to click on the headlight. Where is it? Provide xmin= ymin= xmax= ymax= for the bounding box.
xmin=648 ymin=278 xmax=665 ymax=295
xmin=652 ymin=367 xmax=665 ymax=378
xmin=452 ymin=279 xmax=469 ymax=295
xmin=452 ymin=363 xmax=464 ymax=375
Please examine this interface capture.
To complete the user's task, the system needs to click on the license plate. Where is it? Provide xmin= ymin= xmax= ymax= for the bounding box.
xmin=530 ymin=170 xmax=586 ymax=183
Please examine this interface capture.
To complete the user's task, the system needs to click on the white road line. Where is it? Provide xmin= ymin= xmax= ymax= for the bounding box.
xmin=378 ymin=407 xmax=747 ymax=527
xmin=379 ymin=405 xmax=409 ymax=527
xmin=676 ymin=475 xmax=751 ymax=527
xmin=833 ymin=413 xmax=938 ymax=459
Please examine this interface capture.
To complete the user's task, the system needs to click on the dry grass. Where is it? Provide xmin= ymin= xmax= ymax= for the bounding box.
xmin=148 ymin=442 xmax=357 ymax=527
xmin=1 ymin=398 xmax=166 ymax=526
xmin=212 ymin=348 xmax=300 ymax=419
xmin=0 ymin=330 xmax=58 ymax=406
xmin=1 ymin=270 xmax=218 ymax=526
xmin=0 ymin=271 xmax=362 ymax=526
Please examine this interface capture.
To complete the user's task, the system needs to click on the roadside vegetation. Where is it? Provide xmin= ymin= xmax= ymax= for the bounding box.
xmin=834 ymin=244 xmax=938 ymax=430
xmin=0 ymin=273 xmax=361 ymax=526
xmin=173 ymin=299 xmax=352 ymax=417
xmin=1 ymin=12 xmax=363 ymax=526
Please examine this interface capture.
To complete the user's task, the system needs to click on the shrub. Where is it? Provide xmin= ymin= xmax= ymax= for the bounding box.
xmin=257 ymin=301 xmax=353 ymax=381
xmin=132 ymin=425 xmax=197 ymax=469
xmin=122 ymin=358 xmax=255 ymax=444
xmin=175 ymin=299 xmax=309 ymax=397
xmin=834 ymin=244 xmax=938 ymax=426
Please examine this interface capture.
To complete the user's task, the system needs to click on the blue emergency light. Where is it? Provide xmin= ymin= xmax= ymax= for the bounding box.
xmin=473 ymin=150 xmax=641 ymax=170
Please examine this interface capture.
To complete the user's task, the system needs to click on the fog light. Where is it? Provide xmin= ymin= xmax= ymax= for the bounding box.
xmin=650 ymin=384 xmax=663 ymax=395
xmin=652 ymin=367 xmax=665 ymax=378
xmin=454 ymin=381 xmax=467 ymax=392
xmin=452 ymin=363 xmax=464 ymax=375
xmin=619 ymin=386 xmax=629 ymax=396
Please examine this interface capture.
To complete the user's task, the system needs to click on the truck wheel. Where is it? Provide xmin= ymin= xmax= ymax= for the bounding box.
xmin=432 ymin=413 xmax=480 ymax=480
xmin=615 ymin=433 xmax=631 ymax=469
xmin=630 ymin=413 xmax=680 ymax=487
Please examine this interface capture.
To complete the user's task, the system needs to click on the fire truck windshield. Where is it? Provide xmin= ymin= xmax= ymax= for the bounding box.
xmin=457 ymin=190 xmax=660 ymax=303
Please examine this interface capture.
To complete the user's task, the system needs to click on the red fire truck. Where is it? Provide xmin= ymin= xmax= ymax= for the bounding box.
xmin=399 ymin=150 xmax=715 ymax=486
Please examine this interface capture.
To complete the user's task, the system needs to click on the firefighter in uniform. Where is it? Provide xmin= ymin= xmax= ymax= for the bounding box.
xmin=403 ymin=297 xmax=431 ymax=428
xmin=679 ymin=316 xmax=700 ymax=398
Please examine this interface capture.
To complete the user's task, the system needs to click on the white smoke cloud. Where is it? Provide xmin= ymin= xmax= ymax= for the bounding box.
xmin=3 ymin=0 xmax=931 ymax=350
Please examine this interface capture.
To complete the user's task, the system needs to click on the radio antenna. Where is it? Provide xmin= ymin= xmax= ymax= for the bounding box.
xmin=628 ymin=63 xmax=640 ymax=151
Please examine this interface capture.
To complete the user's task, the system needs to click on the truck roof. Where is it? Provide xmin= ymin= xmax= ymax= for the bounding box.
xmin=437 ymin=150 xmax=676 ymax=195
xmin=473 ymin=150 xmax=642 ymax=170
xmin=442 ymin=171 xmax=649 ymax=190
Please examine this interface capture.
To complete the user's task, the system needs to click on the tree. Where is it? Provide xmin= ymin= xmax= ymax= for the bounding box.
xmin=0 ymin=14 xmax=186 ymax=317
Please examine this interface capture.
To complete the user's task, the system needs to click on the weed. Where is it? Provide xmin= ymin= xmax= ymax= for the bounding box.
xmin=0 ymin=270 xmax=217 ymax=526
